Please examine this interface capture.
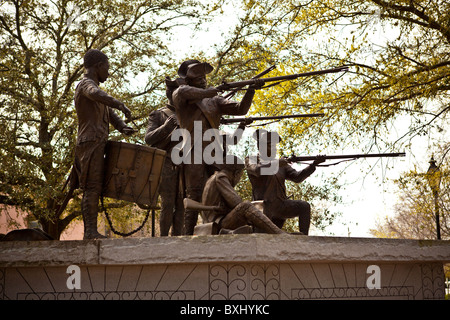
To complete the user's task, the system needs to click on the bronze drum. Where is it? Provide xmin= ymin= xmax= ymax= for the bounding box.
xmin=103 ymin=141 xmax=166 ymax=207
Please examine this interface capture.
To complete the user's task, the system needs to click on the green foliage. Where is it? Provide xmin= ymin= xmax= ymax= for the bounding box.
xmin=212 ymin=0 xmax=450 ymax=152
xmin=0 ymin=0 xmax=208 ymax=238
xmin=100 ymin=199 xmax=156 ymax=238
xmin=201 ymin=0 xmax=450 ymax=235
xmin=2 ymin=0 xmax=449 ymax=238
xmin=285 ymin=178 xmax=342 ymax=233
xmin=370 ymin=146 xmax=449 ymax=239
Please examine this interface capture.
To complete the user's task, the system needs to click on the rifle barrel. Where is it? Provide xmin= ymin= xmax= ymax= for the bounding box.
xmin=223 ymin=65 xmax=276 ymax=99
xmin=219 ymin=66 xmax=348 ymax=90
xmin=252 ymin=65 xmax=276 ymax=79
xmin=220 ymin=113 xmax=325 ymax=124
xmin=289 ymin=152 xmax=406 ymax=162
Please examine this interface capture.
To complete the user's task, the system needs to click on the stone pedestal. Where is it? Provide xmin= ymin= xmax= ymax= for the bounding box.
xmin=1 ymin=234 xmax=449 ymax=300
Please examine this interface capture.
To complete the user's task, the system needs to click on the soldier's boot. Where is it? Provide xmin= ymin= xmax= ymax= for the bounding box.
xmin=159 ymin=191 xmax=175 ymax=237
xmin=81 ymin=191 xmax=106 ymax=240
xmin=228 ymin=201 xmax=286 ymax=235
xmin=184 ymin=188 xmax=203 ymax=235
xmin=298 ymin=203 xmax=311 ymax=235
xmin=184 ymin=210 xmax=199 ymax=236
xmin=245 ymin=204 xmax=286 ymax=234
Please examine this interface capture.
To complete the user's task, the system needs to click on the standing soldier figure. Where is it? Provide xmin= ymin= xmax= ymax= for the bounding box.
xmin=172 ymin=59 xmax=262 ymax=234
xmin=145 ymin=77 xmax=184 ymax=236
xmin=74 ymin=49 xmax=134 ymax=239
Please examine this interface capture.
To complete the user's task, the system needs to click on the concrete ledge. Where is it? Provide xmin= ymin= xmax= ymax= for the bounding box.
xmin=0 ymin=239 xmax=100 ymax=267
xmin=1 ymin=235 xmax=449 ymax=300
xmin=1 ymin=234 xmax=449 ymax=267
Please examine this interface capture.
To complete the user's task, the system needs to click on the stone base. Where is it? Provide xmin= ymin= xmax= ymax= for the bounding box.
xmin=1 ymin=234 xmax=449 ymax=300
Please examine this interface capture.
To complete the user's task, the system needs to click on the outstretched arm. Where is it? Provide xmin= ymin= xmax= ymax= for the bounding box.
xmin=285 ymin=155 xmax=325 ymax=183
xmin=173 ymin=85 xmax=219 ymax=106
xmin=80 ymin=78 xmax=131 ymax=119
xmin=108 ymin=107 xmax=134 ymax=135
xmin=217 ymin=79 xmax=263 ymax=116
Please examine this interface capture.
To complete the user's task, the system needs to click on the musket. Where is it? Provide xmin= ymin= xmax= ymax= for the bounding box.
xmin=223 ymin=64 xmax=276 ymax=99
xmin=217 ymin=66 xmax=348 ymax=91
xmin=184 ymin=198 xmax=222 ymax=211
xmin=286 ymin=152 xmax=406 ymax=163
xmin=220 ymin=113 xmax=325 ymax=125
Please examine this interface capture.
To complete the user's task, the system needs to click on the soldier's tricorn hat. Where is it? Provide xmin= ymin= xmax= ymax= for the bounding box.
xmin=252 ymin=129 xmax=282 ymax=143
xmin=178 ymin=59 xmax=213 ymax=79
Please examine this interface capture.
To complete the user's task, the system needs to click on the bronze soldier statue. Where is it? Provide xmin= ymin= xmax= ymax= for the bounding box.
xmin=144 ymin=77 xmax=184 ymax=236
xmin=199 ymin=160 xmax=286 ymax=234
xmin=74 ymin=49 xmax=134 ymax=239
xmin=245 ymin=129 xmax=324 ymax=235
xmin=172 ymin=59 xmax=262 ymax=235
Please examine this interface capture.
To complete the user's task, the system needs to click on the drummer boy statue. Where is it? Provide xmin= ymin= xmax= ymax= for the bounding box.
xmin=74 ymin=49 xmax=134 ymax=239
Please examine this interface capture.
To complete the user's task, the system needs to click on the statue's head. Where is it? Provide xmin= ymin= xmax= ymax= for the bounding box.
xmin=253 ymin=129 xmax=281 ymax=158
xmin=212 ymin=155 xmax=245 ymax=187
xmin=83 ymin=49 xmax=109 ymax=83
xmin=177 ymin=59 xmax=213 ymax=89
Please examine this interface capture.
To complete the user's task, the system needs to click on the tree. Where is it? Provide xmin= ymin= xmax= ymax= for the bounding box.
xmin=370 ymin=146 xmax=449 ymax=240
xmin=208 ymin=0 xmax=449 ymax=153
xmin=0 ymin=0 xmax=208 ymax=238
xmin=192 ymin=0 xmax=449 ymax=234
xmin=5 ymin=0 xmax=448 ymax=239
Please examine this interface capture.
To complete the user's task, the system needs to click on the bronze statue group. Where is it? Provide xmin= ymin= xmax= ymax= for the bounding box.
xmin=75 ymin=49 xmax=324 ymax=239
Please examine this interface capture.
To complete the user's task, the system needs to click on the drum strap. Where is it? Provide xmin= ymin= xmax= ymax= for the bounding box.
xmin=101 ymin=196 xmax=152 ymax=237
